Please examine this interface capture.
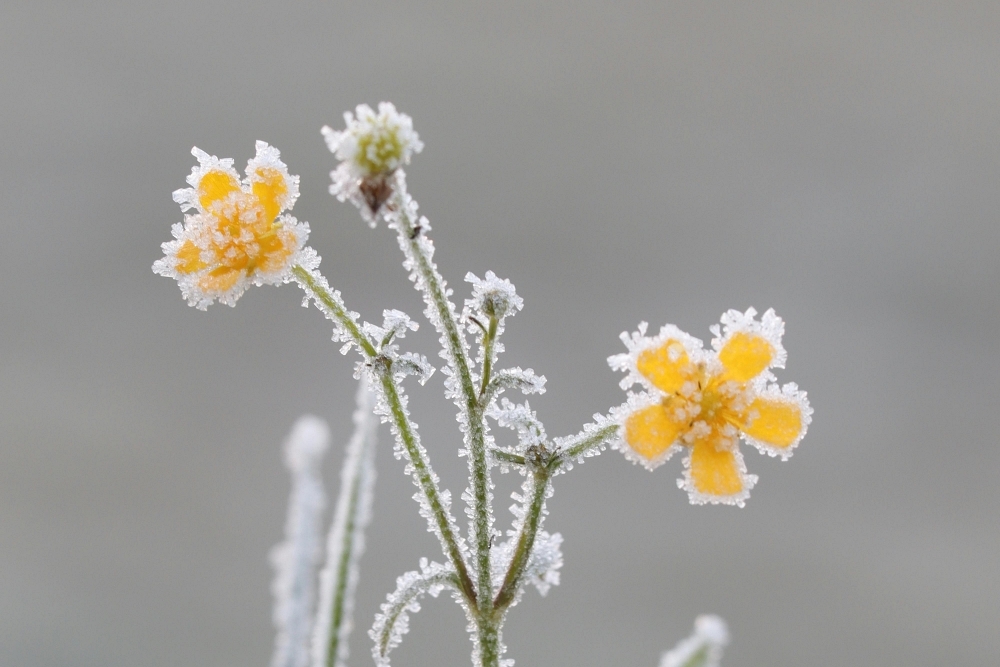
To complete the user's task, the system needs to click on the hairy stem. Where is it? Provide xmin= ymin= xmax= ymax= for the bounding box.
xmin=293 ymin=264 xmax=476 ymax=604
xmin=478 ymin=315 xmax=498 ymax=398
xmin=391 ymin=193 xmax=494 ymax=618
xmin=493 ymin=468 xmax=550 ymax=610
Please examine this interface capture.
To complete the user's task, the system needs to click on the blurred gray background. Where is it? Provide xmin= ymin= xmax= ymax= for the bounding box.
xmin=2 ymin=2 xmax=998 ymax=666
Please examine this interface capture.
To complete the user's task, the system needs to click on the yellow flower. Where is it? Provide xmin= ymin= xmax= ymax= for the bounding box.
xmin=609 ymin=308 xmax=812 ymax=506
xmin=153 ymin=142 xmax=318 ymax=309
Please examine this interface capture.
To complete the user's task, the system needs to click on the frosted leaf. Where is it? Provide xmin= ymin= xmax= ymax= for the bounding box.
xmin=522 ymin=530 xmax=563 ymax=596
xmin=270 ymin=416 xmax=330 ymax=667
xmin=393 ymin=352 xmax=436 ymax=386
xmin=487 ymin=399 xmax=547 ymax=453
xmin=464 ymin=271 xmax=523 ymax=322
xmin=483 ymin=367 xmax=546 ymax=405
xmin=659 ymin=615 xmax=730 ymax=667
xmin=369 ymin=559 xmax=456 ymax=667
xmin=311 ymin=379 xmax=378 ymax=667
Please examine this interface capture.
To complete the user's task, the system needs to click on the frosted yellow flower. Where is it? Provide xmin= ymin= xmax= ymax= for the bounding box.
xmin=609 ymin=308 xmax=812 ymax=506
xmin=153 ymin=142 xmax=318 ymax=309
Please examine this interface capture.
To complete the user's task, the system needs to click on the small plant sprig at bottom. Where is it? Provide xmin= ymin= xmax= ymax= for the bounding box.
xmin=153 ymin=103 xmax=813 ymax=667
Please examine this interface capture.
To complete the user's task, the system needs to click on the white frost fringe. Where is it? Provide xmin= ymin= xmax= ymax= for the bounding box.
xmin=271 ymin=416 xmax=331 ymax=667
xmin=311 ymin=376 xmax=379 ymax=667
xmin=659 ymin=615 xmax=730 ymax=667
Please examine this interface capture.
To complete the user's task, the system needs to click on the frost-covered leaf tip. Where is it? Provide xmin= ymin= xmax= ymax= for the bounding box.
xmin=660 ymin=615 xmax=729 ymax=667
xmin=153 ymin=142 xmax=319 ymax=309
xmin=609 ymin=308 xmax=812 ymax=507
xmin=322 ymin=102 xmax=423 ymax=223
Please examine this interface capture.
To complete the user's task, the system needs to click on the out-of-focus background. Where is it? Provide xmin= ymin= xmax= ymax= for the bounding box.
xmin=2 ymin=2 xmax=998 ymax=666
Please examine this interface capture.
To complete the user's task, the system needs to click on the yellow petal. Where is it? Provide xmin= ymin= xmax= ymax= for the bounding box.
xmin=718 ymin=331 xmax=773 ymax=382
xmin=199 ymin=265 xmax=242 ymax=294
xmin=636 ymin=339 xmax=693 ymax=394
xmin=175 ymin=240 xmax=207 ymax=274
xmin=197 ymin=170 xmax=242 ymax=212
xmin=251 ymin=167 xmax=289 ymax=223
xmin=743 ymin=397 xmax=802 ymax=448
xmin=625 ymin=404 xmax=682 ymax=461
xmin=689 ymin=439 xmax=744 ymax=497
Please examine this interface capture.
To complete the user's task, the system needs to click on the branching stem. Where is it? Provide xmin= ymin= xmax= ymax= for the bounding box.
xmin=292 ymin=264 xmax=477 ymax=604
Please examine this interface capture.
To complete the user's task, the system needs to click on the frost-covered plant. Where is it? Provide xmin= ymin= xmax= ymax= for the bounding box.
xmin=154 ymin=102 xmax=812 ymax=667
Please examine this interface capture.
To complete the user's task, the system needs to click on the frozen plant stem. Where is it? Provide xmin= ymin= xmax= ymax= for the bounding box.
xmin=292 ymin=265 xmax=476 ymax=603
xmin=313 ymin=379 xmax=377 ymax=667
xmin=389 ymin=192 xmax=495 ymax=619
xmin=387 ymin=191 xmax=505 ymax=667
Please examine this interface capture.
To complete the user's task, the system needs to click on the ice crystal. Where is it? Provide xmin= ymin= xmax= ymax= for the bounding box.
xmin=369 ymin=558 xmax=456 ymax=667
xmin=379 ymin=176 xmax=498 ymax=588
xmin=270 ymin=416 xmax=330 ymax=667
xmin=322 ymin=103 xmax=423 ymax=225
xmin=609 ymin=308 xmax=812 ymax=506
xmin=311 ymin=379 xmax=378 ymax=667
xmin=659 ymin=615 xmax=729 ymax=667
xmin=487 ymin=399 xmax=547 ymax=454
xmin=464 ymin=271 xmax=523 ymax=323
xmin=154 ymin=142 xmax=318 ymax=309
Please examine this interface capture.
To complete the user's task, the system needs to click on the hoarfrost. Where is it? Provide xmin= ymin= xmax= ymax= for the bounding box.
xmin=486 ymin=399 xmax=547 ymax=454
xmin=659 ymin=615 xmax=729 ymax=667
xmin=311 ymin=379 xmax=379 ymax=667
xmin=270 ymin=416 xmax=330 ymax=667
xmin=464 ymin=271 xmax=523 ymax=323
xmin=369 ymin=559 xmax=456 ymax=667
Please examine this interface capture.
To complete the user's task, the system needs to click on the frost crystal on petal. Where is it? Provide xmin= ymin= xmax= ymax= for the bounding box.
xmin=659 ymin=615 xmax=730 ymax=667
xmin=154 ymin=143 xmax=318 ymax=309
xmin=609 ymin=309 xmax=811 ymax=505
xmin=270 ymin=416 xmax=329 ymax=667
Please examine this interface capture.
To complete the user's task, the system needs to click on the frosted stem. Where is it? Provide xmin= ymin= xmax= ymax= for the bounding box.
xmin=312 ymin=378 xmax=378 ymax=667
xmin=293 ymin=264 xmax=475 ymax=603
xmin=553 ymin=424 xmax=620 ymax=470
xmin=376 ymin=368 xmax=477 ymax=600
xmin=387 ymin=185 xmax=494 ymax=619
xmin=271 ymin=417 xmax=330 ymax=667
xmin=493 ymin=467 xmax=550 ymax=610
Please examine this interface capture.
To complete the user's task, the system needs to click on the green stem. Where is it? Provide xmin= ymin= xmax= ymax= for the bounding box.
xmin=378 ymin=372 xmax=478 ymax=600
xmin=479 ymin=315 xmax=498 ymax=398
xmin=325 ymin=435 xmax=369 ymax=667
xmin=393 ymin=198 xmax=494 ymax=617
xmin=551 ymin=424 xmax=620 ymax=471
xmin=292 ymin=266 xmax=376 ymax=358
xmin=493 ymin=467 xmax=550 ymax=610
xmin=293 ymin=264 xmax=476 ymax=604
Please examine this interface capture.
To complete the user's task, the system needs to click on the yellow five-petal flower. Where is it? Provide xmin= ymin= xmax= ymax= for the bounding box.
xmin=609 ymin=308 xmax=812 ymax=506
